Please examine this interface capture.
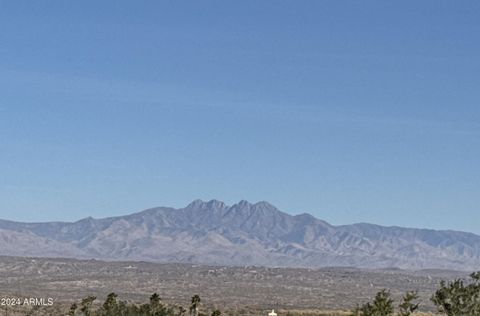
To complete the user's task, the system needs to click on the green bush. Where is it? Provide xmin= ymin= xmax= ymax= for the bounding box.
xmin=431 ymin=271 xmax=480 ymax=316
xmin=352 ymin=289 xmax=418 ymax=316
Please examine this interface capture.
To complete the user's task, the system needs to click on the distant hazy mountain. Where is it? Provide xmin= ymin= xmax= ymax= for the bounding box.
xmin=1 ymin=199 xmax=479 ymax=270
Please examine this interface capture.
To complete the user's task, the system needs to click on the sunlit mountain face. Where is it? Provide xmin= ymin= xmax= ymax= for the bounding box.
xmin=1 ymin=199 xmax=480 ymax=271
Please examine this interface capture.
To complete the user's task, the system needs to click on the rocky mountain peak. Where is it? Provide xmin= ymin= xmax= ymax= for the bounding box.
xmin=252 ymin=201 xmax=279 ymax=212
xmin=230 ymin=200 xmax=278 ymax=212
xmin=185 ymin=199 xmax=228 ymax=216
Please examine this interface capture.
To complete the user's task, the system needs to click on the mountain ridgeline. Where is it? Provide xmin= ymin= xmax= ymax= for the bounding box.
xmin=1 ymin=199 xmax=479 ymax=270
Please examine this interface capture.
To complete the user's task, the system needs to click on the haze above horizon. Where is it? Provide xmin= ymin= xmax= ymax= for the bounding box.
xmin=1 ymin=1 xmax=479 ymax=234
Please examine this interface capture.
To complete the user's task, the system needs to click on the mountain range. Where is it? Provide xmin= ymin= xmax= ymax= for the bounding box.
xmin=1 ymin=199 xmax=479 ymax=271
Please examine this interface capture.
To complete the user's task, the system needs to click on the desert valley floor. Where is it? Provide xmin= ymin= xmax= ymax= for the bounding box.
xmin=0 ymin=256 xmax=470 ymax=315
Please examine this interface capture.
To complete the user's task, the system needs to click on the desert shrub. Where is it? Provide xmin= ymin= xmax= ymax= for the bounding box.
xmin=70 ymin=293 xmax=181 ymax=316
xmin=80 ymin=295 xmax=97 ymax=316
xmin=101 ymin=292 xmax=119 ymax=316
xmin=431 ymin=271 xmax=480 ymax=316
xmin=211 ymin=309 xmax=221 ymax=316
xmin=398 ymin=291 xmax=419 ymax=316
xmin=68 ymin=303 xmax=78 ymax=316
xmin=190 ymin=295 xmax=201 ymax=316
xmin=351 ymin=289 xmax=394 ymax=316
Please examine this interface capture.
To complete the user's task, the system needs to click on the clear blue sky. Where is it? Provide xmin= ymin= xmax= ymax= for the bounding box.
xmin=1 ymin=1 xmax=479 ymax=234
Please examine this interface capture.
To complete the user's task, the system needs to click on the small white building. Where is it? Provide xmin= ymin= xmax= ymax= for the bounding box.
xmin=268 ymin=309 xmax=277 ymax=316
